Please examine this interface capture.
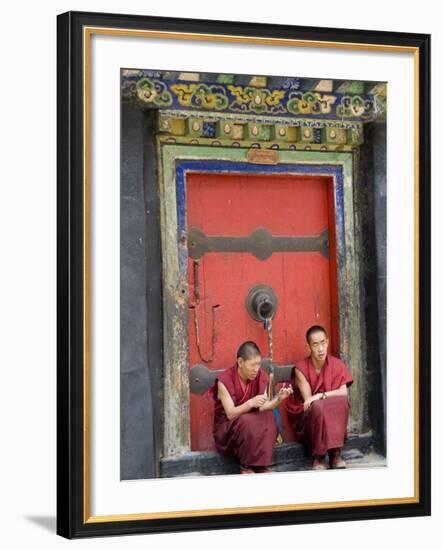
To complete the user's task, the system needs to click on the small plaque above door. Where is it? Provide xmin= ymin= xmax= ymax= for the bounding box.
xmin=246 ymin=149 xmax=279 ymax=164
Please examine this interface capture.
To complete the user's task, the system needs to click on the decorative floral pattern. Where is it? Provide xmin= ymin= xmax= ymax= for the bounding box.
xmin=287 ymin=92 xmax=336 ymax=115
xmin=337 ymin=96 xmax=376 ymax=119
xmin=136 ymin=78 xmax=173 ymax=106
xmin=122 ymin=72 xmax=385 ymax=121
xmin=170 ymin=84 xmax=229 ymax=110
xmin=227 ymin=86 xmax=286 ymax=114
xmin=282 ymin=77 xmax=301 ymax=90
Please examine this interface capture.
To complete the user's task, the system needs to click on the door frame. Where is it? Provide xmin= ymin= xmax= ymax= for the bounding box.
xmin=158 ymin=142 xmax=364 ymax=458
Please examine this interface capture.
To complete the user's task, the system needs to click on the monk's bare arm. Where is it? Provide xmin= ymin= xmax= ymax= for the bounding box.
xmin=304 ymin=383 xmax=349 ymax=410
xmin=295 ymin=368 xmax=313 ymax=401
xmin=319 ymin=384 xmax=348 ymax=399
xmin=217 ymin=381 xmax=266 ymax=421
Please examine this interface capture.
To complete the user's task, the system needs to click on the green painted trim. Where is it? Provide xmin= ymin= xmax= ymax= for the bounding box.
xmin=161 ymin=144 xmax=352 ymax=167
xmin=158 ymin=110 xmax=364 ymax=147
xmin=156 ymin=140 xmax=191 ymax=456
xmin=159 ymin=144 xmax=365 ymax=455
xmin=159 ymin=108 xmax=364 ymax=129
xmin=158 ymin=135 xmax=357 ymax=152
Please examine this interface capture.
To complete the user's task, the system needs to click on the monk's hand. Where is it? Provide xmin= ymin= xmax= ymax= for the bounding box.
xmin=303 ymin=395 xmax=317 ymax=411
xmin=249 ymin=394 xmax=268 ymax=409
xmin=303 ymin=393 xmax=323 ymax=411
xmin=277 ymin=384 xmax=293 ymax=403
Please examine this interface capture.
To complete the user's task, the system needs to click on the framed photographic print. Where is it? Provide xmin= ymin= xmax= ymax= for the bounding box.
xmin=57 ymin=10 xmax=431 ymax=538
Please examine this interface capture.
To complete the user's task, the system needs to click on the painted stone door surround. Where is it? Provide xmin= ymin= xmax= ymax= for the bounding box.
xmin=158 ymin=143 xmax=364 ymax=458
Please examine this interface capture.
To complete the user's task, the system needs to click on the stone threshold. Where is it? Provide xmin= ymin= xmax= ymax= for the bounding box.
xmin=160 ymin=432 xmax=377 ymax=478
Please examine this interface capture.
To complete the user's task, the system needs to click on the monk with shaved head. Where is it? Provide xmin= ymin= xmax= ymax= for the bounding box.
xmin=286 ymin=326 xmax=353 ymax=470
xmin=210 ymin=341 xmax=292 ymax=474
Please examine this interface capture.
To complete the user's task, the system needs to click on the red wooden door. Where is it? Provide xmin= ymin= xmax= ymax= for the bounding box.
xmin=186 ymin=172 xmax=338 ymax=451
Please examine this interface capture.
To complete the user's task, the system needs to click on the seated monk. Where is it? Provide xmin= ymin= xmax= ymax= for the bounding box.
xmin=285 ymin=325 xmax=353 ymax=471
xmin=209 ymin=341 xmax=293 ymax=474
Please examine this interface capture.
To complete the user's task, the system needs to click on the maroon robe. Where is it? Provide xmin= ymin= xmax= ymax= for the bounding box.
xmin=285 ymin=355 xmax=353 ymax=456
xmin=209 ymin=365 xmax=278 ymax=467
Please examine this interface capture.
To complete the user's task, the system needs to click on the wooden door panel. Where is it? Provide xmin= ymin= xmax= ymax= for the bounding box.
xmin=186 ymin=172 xmax=337 ymax=451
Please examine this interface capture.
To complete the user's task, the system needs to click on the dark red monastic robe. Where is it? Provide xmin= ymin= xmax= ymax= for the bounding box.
xmin=209 ymin=365 xmax=278 ymax=467
xmin=285 ymin=355 xmax=353 ymax=456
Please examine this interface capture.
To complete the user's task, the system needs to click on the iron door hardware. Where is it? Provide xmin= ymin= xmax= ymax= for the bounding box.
xmin=188 ymin=226 xmax=329 ymax=260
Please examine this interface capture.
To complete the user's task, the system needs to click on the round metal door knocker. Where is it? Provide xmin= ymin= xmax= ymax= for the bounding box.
xmin=246 ymin=284 xmax=278 ymax=322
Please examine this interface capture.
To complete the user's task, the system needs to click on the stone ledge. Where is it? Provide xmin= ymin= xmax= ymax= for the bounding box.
xmin=160 ymin=432 xmax=374 ymax=478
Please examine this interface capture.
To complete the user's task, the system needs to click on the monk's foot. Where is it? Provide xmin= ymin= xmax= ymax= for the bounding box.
xmin=253 ymin=466 xmax=273 ymax=474
xmin=312 ymin=455 xmax=327 ymax=471
xmin=239 ymin=464 xmax=255 ymax=474
xmin=329 ymin=449 xmax=346 ymax=469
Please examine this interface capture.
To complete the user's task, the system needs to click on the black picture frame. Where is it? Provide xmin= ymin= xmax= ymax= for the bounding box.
xmin=57 ymin=10 xmax=431 ymax=539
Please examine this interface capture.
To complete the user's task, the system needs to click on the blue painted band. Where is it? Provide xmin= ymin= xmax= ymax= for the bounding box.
xmin=174 ymin=160 xmax=345 ymax=275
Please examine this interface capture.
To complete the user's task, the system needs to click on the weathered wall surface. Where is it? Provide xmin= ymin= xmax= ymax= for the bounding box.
xmin=120 ymin=104 xmax=163 ymax=479
xmin=356 ymin=122 xmax=387 ymax=453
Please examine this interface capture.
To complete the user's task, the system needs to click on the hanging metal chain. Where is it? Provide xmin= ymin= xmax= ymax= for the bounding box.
xmin=263 ymin=318 xmax=275 ymax=399
xmin=193 ymin=258 xmax=201 ymax=304
xmin=190 ymin=258 xmax=217 ymax=363
xmin=192 ymin=303 xmax=218 ymax=363
xmin=264 ymin=318 xmax=282 ymax=443
xmin=267 ymin=318 xmax=274 ymax=364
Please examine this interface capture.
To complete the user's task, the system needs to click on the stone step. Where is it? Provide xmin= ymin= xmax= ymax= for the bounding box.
xmin=160 ymin=432 xmax=376 ymax=477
